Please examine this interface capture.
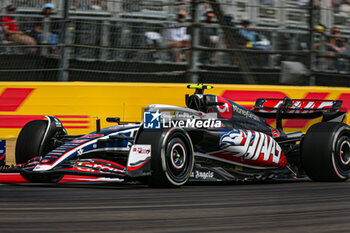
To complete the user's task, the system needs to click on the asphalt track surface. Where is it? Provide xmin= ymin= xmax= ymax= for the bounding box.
xmin=1 ymin=178 xmax=350 ymax=233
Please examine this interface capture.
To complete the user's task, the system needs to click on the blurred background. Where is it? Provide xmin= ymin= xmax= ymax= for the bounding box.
xmin=0 ymin=0 xmax=349 ymax=86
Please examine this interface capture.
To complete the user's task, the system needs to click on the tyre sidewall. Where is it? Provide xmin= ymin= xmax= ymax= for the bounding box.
xmin=161 ymin=130 xmax=194 ymax=187
xmin=302 ymin=122 xmax=350 ymax=181
xmin=16 ymin=119 xmax=65 ymax=183
xmin=15 ymin=120 xmax=48 ymax=164
xmin=331 ymin=125 xmax=350 ymax=180
xmin=138 ymin=128 xmax=194 ymax=188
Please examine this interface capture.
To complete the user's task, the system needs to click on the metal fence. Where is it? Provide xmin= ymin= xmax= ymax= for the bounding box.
xmin=0 ymin=0 xmax=349 ymax=85
xmin=3 ymin=0 xmax=347 ymax=26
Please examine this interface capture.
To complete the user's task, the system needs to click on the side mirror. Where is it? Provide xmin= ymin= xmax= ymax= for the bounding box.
xmin=106 ymin=117 xmax=121 ymax=124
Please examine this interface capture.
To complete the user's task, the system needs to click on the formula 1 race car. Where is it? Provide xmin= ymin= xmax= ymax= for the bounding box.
xmin=3 ymin=85 xmax=350 ymax=187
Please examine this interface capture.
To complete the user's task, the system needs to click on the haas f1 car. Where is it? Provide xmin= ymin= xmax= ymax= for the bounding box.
xmin=6 ymin=85 xmax=350 ymax=187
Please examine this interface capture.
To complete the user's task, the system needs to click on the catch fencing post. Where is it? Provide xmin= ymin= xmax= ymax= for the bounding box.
xmin=308 ymin=0 xmax=315 ymax=86
xmin=189 ymin=0 xmax=200 ymax=83
xmin=58 ymin=0 xmax=70 ymax=81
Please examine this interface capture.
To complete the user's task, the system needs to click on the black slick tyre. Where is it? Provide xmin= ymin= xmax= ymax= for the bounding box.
xmin=136 ymin=128 xmax=194 ymax=188
xmin=16 ymin=120 xmax=48 ymax=164
xmin=301 ymin=122 xmax=350 ymax=181
xmin=16 ymin=120 xmax=63 ymax=183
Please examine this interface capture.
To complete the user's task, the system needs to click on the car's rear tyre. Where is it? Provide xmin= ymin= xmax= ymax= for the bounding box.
xmin=136 ymin=128 xmax=194 ymax=188
xmin=301 ymin=122 xmax=350 ymax=181
xmin=16 ymin=120 xmax=64 ymax=183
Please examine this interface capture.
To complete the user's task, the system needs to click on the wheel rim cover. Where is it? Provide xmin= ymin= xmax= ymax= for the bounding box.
xmin=170 ymin=143 xmax=186 ymax=170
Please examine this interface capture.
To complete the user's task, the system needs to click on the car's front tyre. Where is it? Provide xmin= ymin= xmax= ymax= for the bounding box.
xmin=16 ymin=120 xmax=64 ymax=183
xmin=136 ymin=128 xmax=194 ymax=188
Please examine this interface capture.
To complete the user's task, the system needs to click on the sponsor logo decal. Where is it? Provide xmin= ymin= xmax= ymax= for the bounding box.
xmin=132 ymin=146 xmax=151 ymax=154
xmin=128 ymin=145 xmax=152 ymax=171
xmin=190 ymin=170 xmax=214 ymax=180
xmin=74 ymin=162 xmax=125 ymax=173
xmin=232 ymin=104 xmax=260 ymax=121
xmin=216 ymin=96 xmax=233 ymax=119
xmin=219 ymin=129 xmax=286 ymax=166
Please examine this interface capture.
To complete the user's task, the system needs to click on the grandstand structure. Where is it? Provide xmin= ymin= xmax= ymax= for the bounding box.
xmin=0 ymin=0 xmax=349 ymax=86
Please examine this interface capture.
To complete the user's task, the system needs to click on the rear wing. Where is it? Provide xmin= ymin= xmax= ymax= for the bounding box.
xmin=252 ymin=97 xmax=346 ymax=130
xmin=253 ymin=98 xmax=343 ymax=118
